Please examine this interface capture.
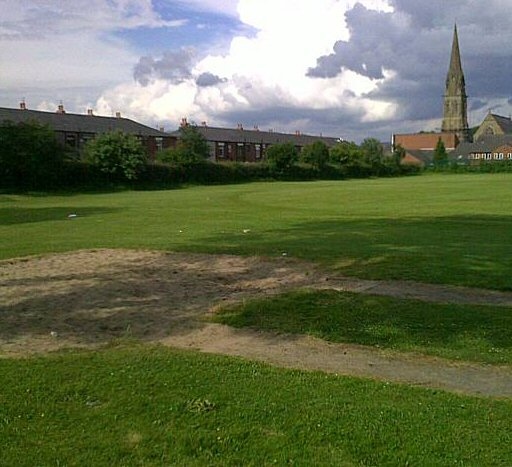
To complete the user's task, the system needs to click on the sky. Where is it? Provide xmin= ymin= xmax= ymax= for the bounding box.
xmin=1 ymin=0 xmax=512 ymax=142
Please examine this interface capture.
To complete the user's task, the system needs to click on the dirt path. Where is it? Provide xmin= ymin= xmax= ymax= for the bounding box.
xmin=1 ymin=249 xmax=511 ymax=397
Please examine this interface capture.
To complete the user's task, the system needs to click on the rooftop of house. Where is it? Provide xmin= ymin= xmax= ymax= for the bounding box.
xmin=0 ymin=105 xmax=169 ymax=137
xmin=450 ymin=135 xmax=512 ymax=157
xmin=170 ymin=123 xmax=342 ymax=147
xmin=488 ymin=113 xmax=512 ymax=134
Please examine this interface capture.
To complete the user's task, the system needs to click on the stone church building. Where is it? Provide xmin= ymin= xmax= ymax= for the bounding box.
xmin=393 ymin=24 xmax=512 ymax=165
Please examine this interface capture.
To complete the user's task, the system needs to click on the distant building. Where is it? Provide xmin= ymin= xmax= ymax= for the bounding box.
xmin=173 ymin=120 xmax=341 ymax=162
xmin=441 ymin=24 xmax=471 ymax=143
xmin=473 ymin=113 xmax=512 ymax=141
xmin=392 ymin=133 xmax=458 ymax=167
xmin=391 ymin=25 xmax=470 ymax=166
xmin=0 ymin=103 xmax=176 ymax=158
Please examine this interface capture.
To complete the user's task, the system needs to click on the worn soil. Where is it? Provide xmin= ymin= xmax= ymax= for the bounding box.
xmin=1 ymin=249 xmax=511 ymax=398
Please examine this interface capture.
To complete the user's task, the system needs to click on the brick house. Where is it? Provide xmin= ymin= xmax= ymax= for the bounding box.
xmin=0 ymin=104 xmax=176 ymax=158
xmin=172 ymin=121 xmax=341 ymax=162
xmin=391 ymin=132 xmax=458 ymax=167
xmin=451 ymin=135 xmax=512 ymax=164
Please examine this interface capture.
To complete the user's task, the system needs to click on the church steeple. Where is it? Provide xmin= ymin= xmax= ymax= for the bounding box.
xmin=441 ymin=24 xmax=471 ymax=142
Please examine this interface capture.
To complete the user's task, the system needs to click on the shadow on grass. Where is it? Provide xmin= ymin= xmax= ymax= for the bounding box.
xmin=182 ymin=214 xmax=512 ymax=290
xmin=216 ymin=290 xmax=512 ymax=364
xmin=0 ymin=207 xmax=121 ymax=226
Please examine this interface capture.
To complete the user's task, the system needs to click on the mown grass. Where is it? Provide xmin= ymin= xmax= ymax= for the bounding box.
xmin=1 ymin=345 xmax=511 ymax=466
xmin=214 ymin=290 xmax=512 ymax=364
xmin=1 ymin=173 xmax=512 ymax=290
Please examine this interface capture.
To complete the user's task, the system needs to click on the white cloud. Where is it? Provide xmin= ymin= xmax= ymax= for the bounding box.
xmin=96 ymin=0 xmax=397 ymax=133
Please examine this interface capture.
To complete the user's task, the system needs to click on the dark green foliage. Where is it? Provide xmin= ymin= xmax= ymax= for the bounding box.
xmin=85 ymin=131 xmax=147 ymax=181
xmin=265 ymin=142 xmax=298 ymax=173
xmin=0 ymin=120 xmax=66 ymax=189
xmin=300 ymin=141 xmax=330 ymax=169
xmin=158 ymin=125 xmax=210 ymax=164
xmin=360 ymin=137 xmax=385 ymax=171
xmin=392 ymin=144 xmax=406 ymax=167
xmin=433 ymin=138 xmax=448 ymax=167
xmin=329 ymin=140 xmax=362 ymax=166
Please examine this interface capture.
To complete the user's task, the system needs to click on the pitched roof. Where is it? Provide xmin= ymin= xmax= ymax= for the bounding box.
xmin=450 ymin=135 xmax=512 ymax=157
xmin=172 ymin=125 xmax=341 ymax=147
xmin=0 ymin=107 xmax=168 ymax=137
xmin=489 ymin=114 xmax=512 ymax=134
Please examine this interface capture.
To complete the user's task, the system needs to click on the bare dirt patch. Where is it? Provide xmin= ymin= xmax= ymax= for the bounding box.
xmin=1 ymin=249 xmax=512 ymax=397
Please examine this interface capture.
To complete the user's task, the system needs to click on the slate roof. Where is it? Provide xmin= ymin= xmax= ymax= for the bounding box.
xmin=451 ymin=135 xmax=512 ymax=158
xmin=171 ymin=125 xmax=341 ymax=147
xmin=405 ymin=149 xmax=434 ymax=164
xmin=0 ymin=107 xmax=168 ymax=137
xmin=490 ymin=114 xmax=512 ymax=134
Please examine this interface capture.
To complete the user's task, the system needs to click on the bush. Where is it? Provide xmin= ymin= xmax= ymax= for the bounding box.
xmin=266 ymin=142 xmax=298 ymax=173
xmin=0 ymin=120 xmax=67 ymax=189
xmin=300 ymin=141 xmax=330 ymax=169
xmin=85 ymin=131 xmax=147 ymax=181
xmin=158 ymin=125 xmax=210 ymax=165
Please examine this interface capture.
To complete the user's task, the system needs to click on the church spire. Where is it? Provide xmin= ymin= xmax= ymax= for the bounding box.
xmin=441 ymin=24 xmax=471 ymax=142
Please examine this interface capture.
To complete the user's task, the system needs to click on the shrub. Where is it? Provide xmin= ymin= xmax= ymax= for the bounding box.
xmin=266 ymin=142 xmax=298 ymax=173
xmin=300 ymin=141 xmax=330 ymax=169
xmin=85 ymin=131 xmax=147 ymax=181
xmin=0 ymin=120 xmax=67 ymax=189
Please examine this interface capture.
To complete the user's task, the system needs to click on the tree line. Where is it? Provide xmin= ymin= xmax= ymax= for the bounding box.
xmin=1 ymin=120 xmax=421 ymax=190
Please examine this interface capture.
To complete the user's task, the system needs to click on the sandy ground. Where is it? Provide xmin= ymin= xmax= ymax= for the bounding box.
xmin=1 ymin=249 xmax=512 ymax=397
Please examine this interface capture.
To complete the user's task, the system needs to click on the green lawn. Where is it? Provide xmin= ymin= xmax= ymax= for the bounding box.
xmin=1 ymin=345 xmax=511 ymax=466
xmin=2 ymin=173 xmax=512 ymax=290
xmin=215 ymin=290 xmax=512 ymax=364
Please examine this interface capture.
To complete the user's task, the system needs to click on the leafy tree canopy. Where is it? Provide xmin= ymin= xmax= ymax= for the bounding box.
xmin=159 ymin=125 xmax=210 ymax=165
xmin=300 ymin=141 xmax=330 ymax=169
xmin=265 ymin=142 xmax=298 ymax=172
xmin=85 ymin=131 xmax=147 ymax=180
xmin=0 ymin=120 xmax=66 ymax=187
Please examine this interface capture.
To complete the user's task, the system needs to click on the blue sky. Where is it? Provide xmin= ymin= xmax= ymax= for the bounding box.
xmin=1 ymin=0 xmax=512 ymax=142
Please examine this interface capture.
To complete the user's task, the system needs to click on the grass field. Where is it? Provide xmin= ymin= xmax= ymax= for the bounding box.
xmin=2 ymin=173 xmax=512 ymax=464
xmin=215 ymin=290 xmax=512 ymax=364
xmin=2 ymin=173 xmax=512 ymax=290
xmin=2 ymin=345 xmax=512 ymax=466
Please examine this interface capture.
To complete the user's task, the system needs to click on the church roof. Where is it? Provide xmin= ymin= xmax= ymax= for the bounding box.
xmin=489 ymin=114 xmax=512 ymax=134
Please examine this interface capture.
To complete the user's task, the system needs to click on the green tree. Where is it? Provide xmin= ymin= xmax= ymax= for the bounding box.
xmin=329 ymin=141 xmax=362 ymax=166
xmin=159 ymin=125 xmax=210 ymax=164
xmin=300 ymin=141 xmax=330 ymax=169
xmin=360 ymin=137 xmax=384 ymax=166
xmin=433 ymin=138 xmax=448 ymax=167
xmin=85 ymin=131 xmax=147 ymax=180
xmin=265 ymin=142 xmax=298 ymax=172
xmin=391 ymin=144 xmax=406 ymax=167
xmin=0 ymin=120 xmax=66 ymax=188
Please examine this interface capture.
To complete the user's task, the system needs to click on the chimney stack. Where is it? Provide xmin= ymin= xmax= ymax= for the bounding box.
xmin=56 ymin=103 xmax=66 ymax=114
xmin=20 ymin=100 xmax=27 ymax=110
xmin=180 ymin=117 xmax=188 ymax=127
xmin=115 ymin=111 xmax=121 ymax=118
xmin=87 ymin=109 xmax=94 ymax=116
xmin=201 ymin=121 xmax=207 ymax=127
xmin=159 ymin=126 xmax=165 ymax=132
xmin=237 ymin=123 xmax=243 ymax=131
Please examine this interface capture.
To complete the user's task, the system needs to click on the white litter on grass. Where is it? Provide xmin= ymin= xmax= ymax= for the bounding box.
xmin=67 ymin=213 xmax=77 ymax=219
xmin=50 ymin=331 xmax=58 ymax=338
xmin=243 ymin=229 xmax=251 ymax=234
xmin=282 ymin=252 xmax=288 ymax=256
xmin=179 ymin=230 xmax=183 ymax=233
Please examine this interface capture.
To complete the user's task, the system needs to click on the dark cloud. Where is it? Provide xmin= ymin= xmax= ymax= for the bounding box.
xmin=196 ymin=72 xmax=226 ymax=87
xmin=306 ymin=0 xmax=512 ymax=132
xmin=134 ymin=48 xmax=195 ymax=86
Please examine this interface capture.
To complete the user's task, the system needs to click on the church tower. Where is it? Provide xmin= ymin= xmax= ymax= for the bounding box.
xmin=441 ymin=24 xmax=471 ymax=142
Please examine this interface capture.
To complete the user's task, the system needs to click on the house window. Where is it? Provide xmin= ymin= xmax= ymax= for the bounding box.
xmin=155 ymin=137 xmax=163 ymax=152
xmin=508 ymin=153 xmax=512 ymax=160
xmin=65 ymin=133 xmax=77 ymax=148
xmin=217 ymin=143 xmax=225 ymax=158
xmin=255 ymin=144 xmax=261 ymax=159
